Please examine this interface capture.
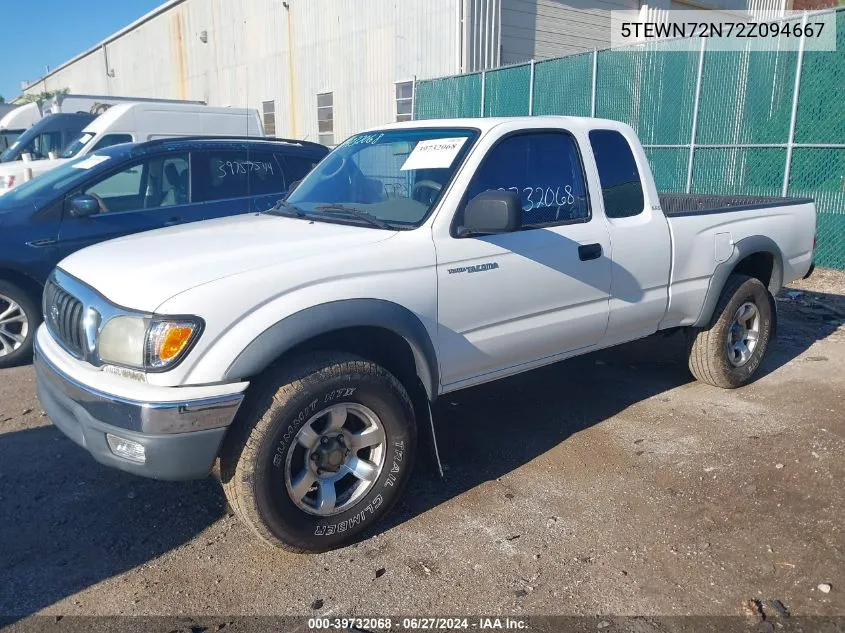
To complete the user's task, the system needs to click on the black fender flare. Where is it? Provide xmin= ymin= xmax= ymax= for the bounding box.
xmin=223 ymin=299 xmax=440 ymax=400
xmin=692 ymin=235 xmax=784 ymax=330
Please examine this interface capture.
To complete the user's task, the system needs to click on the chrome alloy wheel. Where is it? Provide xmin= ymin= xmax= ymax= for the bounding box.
xmin=0 ymin=294 xmax=28 ymax=357
xmin=284 ymin=403 xmax=387 ymax=516
xmin=726 ymin=301 xmax=760 ymax=367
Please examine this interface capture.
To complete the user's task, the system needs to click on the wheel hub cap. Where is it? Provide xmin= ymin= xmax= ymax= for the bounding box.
xmin=312 ymin=435 xmax=349 ymax=473
xmin=284 ymin=403 xmax=387 ymax=517
xmin=726 ymin=301 xmax=761 ymax=367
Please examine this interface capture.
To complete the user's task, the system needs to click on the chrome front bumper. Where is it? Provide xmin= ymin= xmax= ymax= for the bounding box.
xmin=35 ymin=340 xmax=245 ymax=481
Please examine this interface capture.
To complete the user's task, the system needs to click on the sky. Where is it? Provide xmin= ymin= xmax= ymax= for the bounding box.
xmin=0 ymin=0 xmax=166 ymax=101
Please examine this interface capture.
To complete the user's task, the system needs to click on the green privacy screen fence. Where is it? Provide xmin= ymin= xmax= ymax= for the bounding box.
xmin=414 ymin=8 xmax=845 ymax=270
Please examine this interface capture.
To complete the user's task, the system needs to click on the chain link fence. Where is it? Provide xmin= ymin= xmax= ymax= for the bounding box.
xmin=413 ymin=7 xmax=845 ymax=270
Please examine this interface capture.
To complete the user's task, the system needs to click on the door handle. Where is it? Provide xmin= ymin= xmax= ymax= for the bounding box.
xmin=578 ymin=243 xmax=602 ymax=261
xmin=27 ymin=238 xmax=58 ymax=248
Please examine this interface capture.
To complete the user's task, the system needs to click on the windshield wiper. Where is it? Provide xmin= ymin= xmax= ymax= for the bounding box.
xmin=266 ymin=198 xmax=309 ymax=218
xmin=313 ymin=204 xmax=394 ymax=230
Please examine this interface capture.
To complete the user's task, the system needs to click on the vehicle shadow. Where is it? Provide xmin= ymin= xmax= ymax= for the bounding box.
xmin=378 ymin=288 xmax=843 ymax=537
xmin=0 ymin=424 xmax=226 ymax=619
xmin=757 ymin=289 xmax=845 ymax=379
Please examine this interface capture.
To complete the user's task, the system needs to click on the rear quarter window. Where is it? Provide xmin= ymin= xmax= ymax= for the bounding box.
xmin=589 ymin=130 xmax=645 ymax=219
xmin=197 ymin=149 xmax=285 ymax=201
xmin=281 ymin=153 xmax=322 ymax=184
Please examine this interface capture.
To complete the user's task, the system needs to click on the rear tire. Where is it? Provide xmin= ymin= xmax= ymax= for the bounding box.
xmin=220 ymin=352 xmax=416 ymax=552
xmin=0 ymin=281 xmax=40 ymax=369
xmin=687 ymin=274 xmax=773 ymax=389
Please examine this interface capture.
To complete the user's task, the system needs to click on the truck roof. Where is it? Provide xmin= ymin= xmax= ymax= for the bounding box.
xmin=369 ymin=115 xmax=633 ymax=135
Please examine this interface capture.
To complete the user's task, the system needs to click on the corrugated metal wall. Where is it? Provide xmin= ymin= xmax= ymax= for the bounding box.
xmin=462 ymin=0 xmax=503 ymax=72
xmin=499 ymin=0 xmax=639 ymax=63
xmin=24 ymin=0 xmax=460 ymax=144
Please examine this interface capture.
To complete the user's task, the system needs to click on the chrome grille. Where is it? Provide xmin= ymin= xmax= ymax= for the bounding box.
xmin=44 ymin=280 xmax=85 ymax=358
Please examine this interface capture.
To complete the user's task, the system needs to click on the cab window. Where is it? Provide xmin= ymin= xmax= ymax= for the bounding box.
xmin=91 ymin=134 xmax=133 ymax=152
xmin=464 ymin=132 xmax=590 ymax=228
xmin=281 ymin=154 xmax=321 ymax=185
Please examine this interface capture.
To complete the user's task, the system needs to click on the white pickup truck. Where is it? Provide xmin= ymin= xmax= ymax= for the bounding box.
xmin=35 ymin=116 xmax=816 ymax=552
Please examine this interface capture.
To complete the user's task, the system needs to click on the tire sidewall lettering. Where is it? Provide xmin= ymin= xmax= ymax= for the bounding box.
xmin=313 ymin=437 xmax=408 ymax=537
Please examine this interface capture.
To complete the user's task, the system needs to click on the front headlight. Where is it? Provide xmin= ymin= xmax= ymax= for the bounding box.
xmin=98 ymin=316 xmax=149 ymax=367
xmin=97 ymin=316 xmax=202 ymax=370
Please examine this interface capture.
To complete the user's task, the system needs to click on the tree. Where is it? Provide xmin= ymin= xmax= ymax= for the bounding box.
xmin=20 ymin=88 xmax=69 ymax=104
xmin=0 ymin=96 xmax=5 ymax=104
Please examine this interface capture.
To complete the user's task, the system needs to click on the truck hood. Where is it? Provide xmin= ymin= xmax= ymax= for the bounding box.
xmin=58 ymin=213 xmax=398 ymax=311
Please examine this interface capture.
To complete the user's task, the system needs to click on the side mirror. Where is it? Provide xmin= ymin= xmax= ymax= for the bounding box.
xmin=458 ymin=190 xmax=522 ymax=237
xmin=69 ymin=194 xmax=100 ymax=218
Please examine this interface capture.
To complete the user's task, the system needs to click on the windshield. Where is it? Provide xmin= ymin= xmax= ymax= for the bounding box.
xmin=284 ymin=128 xmax=478 ymax=228
xmin=0 ymin=154 xmax=105 ymax=205
xmin=60 ymin=132 xmax=95 ymax=159
xmin=0 ymin=123 xmax=50 ymax=162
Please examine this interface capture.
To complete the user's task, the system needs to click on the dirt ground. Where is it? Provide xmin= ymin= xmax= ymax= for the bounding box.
xmin=0 ymin=270 xmax=843 ymax=621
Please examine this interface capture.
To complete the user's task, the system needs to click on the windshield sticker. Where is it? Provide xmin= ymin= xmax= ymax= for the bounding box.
xmin=71 ymin=155 xmax=111 ymax=170
xmin=77 ymin=133 xmax=94 ymax=145
xmin=400 ymin=137 xmax=468 ymax=171
xmin=345 ymin=133 xmax=385 ymax=147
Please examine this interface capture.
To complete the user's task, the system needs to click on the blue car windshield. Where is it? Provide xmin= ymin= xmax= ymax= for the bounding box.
xmin=284 ymin=128 xmax=479 ymax=228
xmin=0 ymin=154 xmax=110 ymax=205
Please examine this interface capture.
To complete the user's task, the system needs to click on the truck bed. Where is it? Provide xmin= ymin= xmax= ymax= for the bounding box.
xmin=659 ymin=193 xmax=814 ymax=217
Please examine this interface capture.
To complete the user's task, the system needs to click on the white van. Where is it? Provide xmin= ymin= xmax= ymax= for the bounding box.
xmin=0 ymin=103 xmax=41 ymax=151
xmin=0 ymin=95 xmax=204 ymax=153
xmin=0 ymin=102 xmax=264 ymax=194
xmin=42 ymin=93 xmax=204 ymax=117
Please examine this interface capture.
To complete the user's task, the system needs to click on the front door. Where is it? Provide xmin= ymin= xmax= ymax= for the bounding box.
xmin=435 ymin=131 xmax=612 ymax=388
xmin=56 ymin=152 xmax=192 ymax=260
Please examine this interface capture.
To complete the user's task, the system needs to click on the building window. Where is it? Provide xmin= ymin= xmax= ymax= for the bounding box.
xmin=396 ymin=81 xmax=414 ymax=122
xmin=262 ymin=100 xmax=276 ymax=136
xmin=317 ymin=92 xmax=334 ymax=146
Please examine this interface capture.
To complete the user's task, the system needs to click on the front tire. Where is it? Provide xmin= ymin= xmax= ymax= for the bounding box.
xmin=0 ymin=281 xmax=40 ymax=369
xmin=687 ymin=274 xmax=773 ymax=389
xmin=220 ymin=353 xmax=416 ymax=552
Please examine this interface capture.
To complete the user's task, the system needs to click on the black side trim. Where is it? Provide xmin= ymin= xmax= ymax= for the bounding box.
xmin=224 ymin=299 xmax=440 ymax=400
xmin=692 ymin=235 xmax=784 ymax=328
xmin=660 ymin=193 xmax=814 ymax=217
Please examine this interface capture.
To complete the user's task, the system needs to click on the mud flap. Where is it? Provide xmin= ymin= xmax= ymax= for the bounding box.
xmin=769 ymin=290 xmax=779 ymax=341
xmin=415 ymin=391 xmax=443 ymax=479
